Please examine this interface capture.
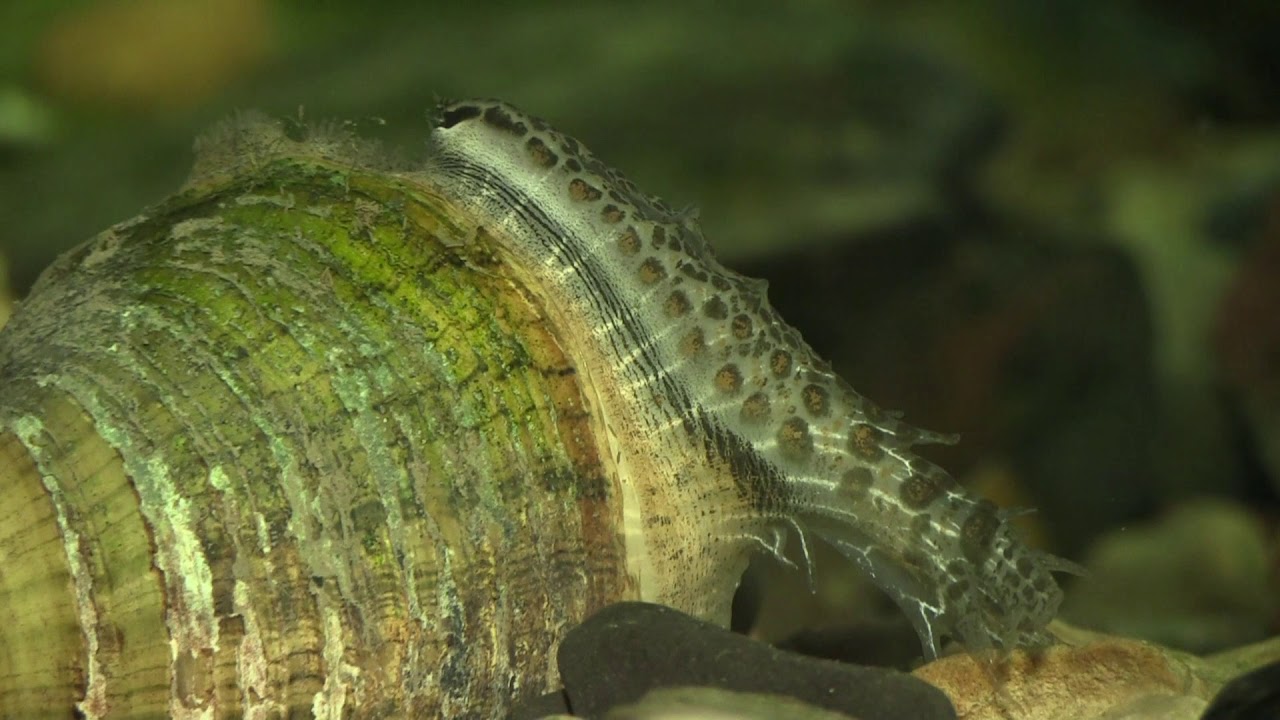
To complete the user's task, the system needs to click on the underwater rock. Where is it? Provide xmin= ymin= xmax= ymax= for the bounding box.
xmin=915 ymin=628 xmax=1204 ymax=720
xmin=914 ymin=623 xmax=1280 ymax=720
xmin=554 ymin=602 xmax=955 ymax=720
xmin=1200 ymin=658 xmax=1280 ymax=720
xmin=1214 ymin=200 xmax=1280 ymax=500
xmin=601 ymin=686 xmax=858 ymax=720
xmin=1059 ymin=499 xmax=1276 ymax=653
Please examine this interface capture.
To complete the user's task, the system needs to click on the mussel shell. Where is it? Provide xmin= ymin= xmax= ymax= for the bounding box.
xmin=0 ymin=120 xmax=638 ymax=717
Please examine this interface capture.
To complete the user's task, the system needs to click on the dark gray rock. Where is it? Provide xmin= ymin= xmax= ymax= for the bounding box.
xmin=1201 ymin=659 xmax=1280 ymax=720
xmin=556 ymin=602 xmax=955 ymax=720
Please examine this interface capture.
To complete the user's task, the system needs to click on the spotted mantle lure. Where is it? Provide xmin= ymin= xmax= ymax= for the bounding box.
xmin=424 ymin=98 xmax=1082 ymax=658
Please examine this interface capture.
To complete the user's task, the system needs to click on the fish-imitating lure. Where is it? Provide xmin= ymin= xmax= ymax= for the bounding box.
xmin=425 ymin=98 xmax=1083 ymax=659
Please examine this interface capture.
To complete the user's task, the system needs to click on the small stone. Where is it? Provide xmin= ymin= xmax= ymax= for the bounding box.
xmin=1059 ymin=499 xmax=1275 ymax=653
xmin=913 ymin=624 xmax=1219 ymax=720
xmin=557 ymin=601 xmax=956 ymax=720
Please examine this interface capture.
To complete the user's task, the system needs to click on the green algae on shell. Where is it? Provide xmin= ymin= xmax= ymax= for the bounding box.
xmin=0 ymin=113 xmax=758 ymax=718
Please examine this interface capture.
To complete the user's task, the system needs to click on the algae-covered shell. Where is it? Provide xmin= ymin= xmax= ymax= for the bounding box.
xmin=0 ymin=115 xmax=755 ymax=718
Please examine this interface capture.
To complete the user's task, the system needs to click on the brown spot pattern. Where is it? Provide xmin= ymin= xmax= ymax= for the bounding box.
xmin=617 ymin=227 xmax=641 ymax=255
xmin=680 ymin=264 xmax=708 ymax=283
xmin=731 ymin=314 xmax=753 ymax=340
xmin=841 ymin=467 xmax=875 ymax=500
xmin=525 ymin=137 xmax=558 ymax=168
xmin=569 ymin=178 xmax=603 ymax=202
xmin=483 ymin=105 xmax=528 ymax=136
xmin=678 ymin=327 xmax=705 ymax=359
xmin=703 ymin=296 xmax=728 ymax=320
xmin=652 ymin=226 xmax=667 ymax=247
xmin=848 ymin=423 xmax=884 ymax=461
xmin=777 ymin=416 xmax=813 ymax=460
xmin=601 ymin=205 xmax=625 ymax=224
xmin=663 ymin=290 xmax=691 ymax=318
xmin=801 ymin=384 xmax=830 ymax=417
xmin=714 ymin=364 xmax=743 ymax=394
xmin=769 ymin=350 xmax=792 ymax=378
xmin=899 ymin=472 xmax=952 ymax=510
xmin=638 ymin=257 xmax=666 ymax=285
xmin=740 ymin=392 xmax=771 ymax=423
xmin=961 ymin=500 xmax=1001 ymax=564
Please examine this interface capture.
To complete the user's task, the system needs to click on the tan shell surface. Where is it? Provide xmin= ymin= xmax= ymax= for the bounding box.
xmin=0 ymin=119 xmax=754 ymax=718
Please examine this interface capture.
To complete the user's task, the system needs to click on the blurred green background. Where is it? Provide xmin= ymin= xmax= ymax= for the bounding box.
xmin=2 ymin=0 xmax=1278 ymax=653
